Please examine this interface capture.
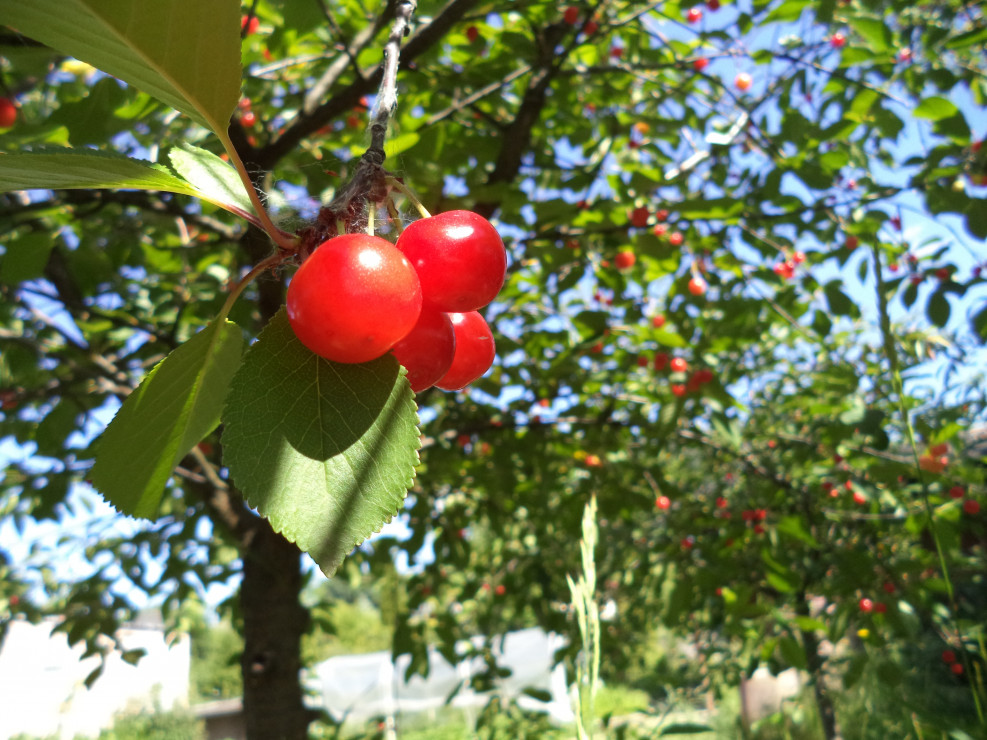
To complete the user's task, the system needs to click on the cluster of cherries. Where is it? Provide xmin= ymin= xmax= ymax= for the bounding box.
xmin=287 ymin=210 xmax=505 ymax=392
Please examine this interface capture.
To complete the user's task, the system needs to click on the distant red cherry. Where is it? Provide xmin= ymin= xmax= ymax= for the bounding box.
xmin=706 ymin=0 xmax=720 ymax=9
xmin=952 ymin=663 xmax=964 ymax=676
xmin=942 ymin=649 xmax=956 ymax=664
xmin=688 ymin=276 xmax=707 ymax=296
xmin=652 ymin=314 xmax=666 ymax=328
xmin=735 ymin=72 xmax=752 ymax=91
xmin=241 ymin=15 xmax=260 ymax=35
xmin=671 ymin=383 xmax=687 ymax=397
xmin=949 ymin=486 xmax=965 ymax=499
xmin=845 ymin=235 xmax=859 ymax=250
xmin=656 ymin=495 xmax=671 ymax=510
xmin=466 ymin=25 xmax=479 ymax=43
xmin=564 ymin=6 xmax=580 ymax=24
xmin=875 ymin=602 xmax=887 ymax=614
xmin=859 ymin=597 xmax=874 ymax=613
xmin=615 ymin=250 xmax=636 ymax=269
xmin=693 ymin=58 xmax=709 ymax=71
xmin=963 ymin=499 xmax=980 ymax=515
xmin=654 ymin=352 xmax=670 ymax=371
xmin=669 ymin=232 xmax=684 ymax=247
xmin=629 ymin=207 xmax=650 ymax=228
xmin=0 ymin=98 xmax=16 ymax=128
xmin=829 ymin=32 xmax=847 ymax=48
xmin=686 ymin=7 xmax=703 ymax=23
xmin=670 ymin=357 xmax=689 ymax=373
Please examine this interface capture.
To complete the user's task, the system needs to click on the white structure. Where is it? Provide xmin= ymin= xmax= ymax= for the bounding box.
xmin=314 ymin=627 xmax=573 ymax=726
xmin=0 ymin=616 xmax=190 ymax=740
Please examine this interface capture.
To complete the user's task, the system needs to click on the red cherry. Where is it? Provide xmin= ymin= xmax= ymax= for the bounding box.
xmin=435 ymin=311 xmax=496 ymax=391
xmin=859 ymin=597 xmax=874 ymax=613
xmin=494 ymin=584 xmax=506 ymax=596
xmin=693 ymin=58 xmax=709 ymax=71
xmin=564 ymin=6 xmax=580 ymax=24
xmin=688 ymin=276 xmax=707 ymax=296
xmin=671 ymin=383 xmax=687 ymax=397
xmin=716 ymin=496 xmax=728 ymax=508
xmin=681 ymin=535 xmax=695 ymax=549
xmin=390 ymin=308 xmax=457 ymax=392
xmin=852 ymin=491 xmax=866 ymax=505
xmin=629 ymin=207 xmax=650 ymax=228
xmin=0 ymin=98 xmax=16 ymax=128
xmin=882 ymin=582 xmax=895 ymax=594
xmin=734 ymin=72 xmax=752 ymax=91
xmin=952 ymin=663 xmax=964 ymax=676
xmin=287 ymin=234 xmax=422 ymax=364
xmin=942 ymin=649 xmax=957 ymax=664
xmin=653 ymin=224 xmax=668 ymax=238
xmin=241 ymin=111 xmax=257 ymax=127
xmin=669 ymin=232 xmax=684 ymax=247
xmin=875 ymin=602 xmax=887 ymax=613
xmin=655 ymin=209 xmax=669 ymax=222
xmin=897 ymin=48 xmax=912 ymax=63
xmin=466 ymin=25 xmax=479 ymax=43
xmin=656 ymin=495 xmax=671 ymax=510
xmin=792 ymin=251 xmax=806 ymax=264
xmin=652 ymin=314 xmax=666 ymax=328
xmin=670 ymin=357 xmax=689 ymax=373
xmin=241 ymin=15 xmax=260 ymax=35
xmin=610 ymin=46 xmax=624 ymax=59
xmin=615 ymin=250 xmax=636 ymax=270
xmin=396 ymin=211 xmax=506 ymax=312
xmin=706 ymin=0 xmax=720 ymax=9
xmin=949 ymin=486 xmax=965 ymax=499
xmin=829 ymin=32 xmax=846 ymax=49
xmin=963 ymin=499 xmax=980 ymax=515
xmin=584 ymin=20 xmax=599 ymax=35
xmin=654 ymin=352 xmax=670 ymax=371
xmin=845 ymin=235 xmax=859 ymax=250
xmin=686 ymin=7 xmax=703 ymax=23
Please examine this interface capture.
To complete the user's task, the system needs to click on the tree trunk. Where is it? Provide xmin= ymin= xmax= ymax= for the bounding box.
xmin=240 ymin=518 xmax=311 ymax=740
xmin=796 ymin=594 xmax=841 ymax=740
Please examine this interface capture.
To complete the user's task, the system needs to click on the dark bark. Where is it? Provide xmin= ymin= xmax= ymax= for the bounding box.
xmin=240 ymin=520 xmax=311 ymax=740
xmin=796 ymin=593 xmax=841 ymax=740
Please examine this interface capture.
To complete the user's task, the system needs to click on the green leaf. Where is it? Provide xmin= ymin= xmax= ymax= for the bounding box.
xmin=89 ymin=320 xmax=245 ymax=519
xmin=850 ymin=17 xmax=891 ymax=53
xmin=0 ymin=0 xmax=241 ymax=134
xmin=168 ymin=143 xmax=256 ymax=217
xmin=0 ymin=232 xmax=55 ymax=285
xmin=220 ymin=310 xmax=420 ymax=577
xmin=0 ymin=149 xmax=198 ymax=196
xmin=927 ymin=289 xmax=950 ymax=327
xmin=946 ymin=26 xmax=987 ymax=50
xmin=823 ymin=280 xmax=856 ymax=317
xmin=659 ymin=723 xmax=715 ymax=736
xmin=914 ymin=96 xmax=960 ymax=122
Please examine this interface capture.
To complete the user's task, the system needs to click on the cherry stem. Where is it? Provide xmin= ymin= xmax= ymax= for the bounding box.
xmin=385 ymin=197 xmax=405 ymax=235
xmin=386 ymin=176 xmax=431 ymax=219
xmin=217 ymin=253 xmax=283 ymax=323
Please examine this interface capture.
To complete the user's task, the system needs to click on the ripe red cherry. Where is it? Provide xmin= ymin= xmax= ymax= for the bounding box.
xmin=396 ymin=211 xmax=506 ymax=312
xmin=670 ymin=357 xmax=688 ymax=373
xmin=615 ymin=250 xmax=636 ymax=269
xmin=686 ymin=7 xmax=703 ymax=23
xmin=859 ymin=597 xmax=874 ymax=613
xmin=963 ymin=499 xmax=980 ymax=515
xmin=693 ymin=58 xmax=709 ymax=71
xmin=652 ymin=314 xmax=666 ymax=328
xmin=654 ymin=352 xmax=669 ymax=371
xmin=942 ymin=649 xmax=956 ymax=664
xmin=845 ymin=235 xmax=859 ymax=250
xmin=465 ymin=25 xmax=479 ymax=43
xmin=390 ymin=308 xmax=456 ymax=392
xmin=0 ymin=98 xmax=16 ymax=128
xmin=563 ymin=6 xmax=580 ymax=24
xmin=706 ymin=0 xmax=720 ymax=9
xmin=435 ymin=311 xmax=496 ymax=390
xmin=952 ymin=663 xmax=964 ymax=676
xmin=241 ymin=15 xmax=260 ymax=35
xmin=688 ymin=276 xmax=707 ymax=295
xmin=735 ymin=72 xmax=752 ymax=91
xmin=287 ymin=234 xmax=422 ymax=364
xmin=829 ymin=32 xmax=846 ymax=48
xmin=656 ymin=495 xmax=671 ymax=510
xmin=669 ymin=232 xmax=684 ymax=247
xmin=629 ymin=207 xmax=650 ymax=228
xmin=241 ymin=111 xmax=257 ymax=127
